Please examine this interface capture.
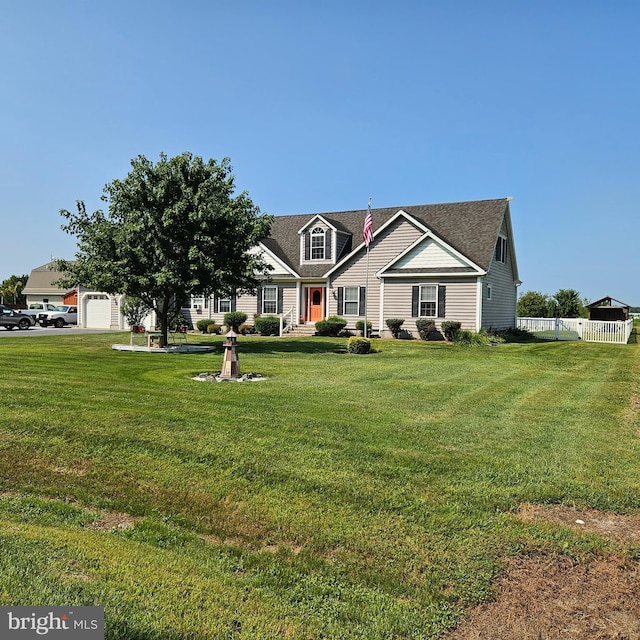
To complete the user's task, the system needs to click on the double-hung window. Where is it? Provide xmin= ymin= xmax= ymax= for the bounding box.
xmin=343 ymin=286 xmax=360 ymax=315
xmin=495 ymin=236 xmax=507 ymax=264
xmin=262 ymin=286 xmax=277 ymax=314
xmin=419 ymin=285 xmax=437 ymax=317
xmin=218 ymin=298 xmax=231 ymax=313
xmin=190 ymin=295 xmax=208 ymax=310
xmin=311 ymin=227 xmax=325 ymax=260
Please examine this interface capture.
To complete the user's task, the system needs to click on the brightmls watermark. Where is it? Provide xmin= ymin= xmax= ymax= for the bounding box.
xmin=1 ymin=607 xmax=104 ymax=639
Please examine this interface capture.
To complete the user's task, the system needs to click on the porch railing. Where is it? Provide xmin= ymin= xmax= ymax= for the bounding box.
xmin=280 ymin=307 xmax=296 ymax=335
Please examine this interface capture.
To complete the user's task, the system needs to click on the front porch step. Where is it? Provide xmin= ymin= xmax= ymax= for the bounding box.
xmin=284 ymin=323 xmax=317 ymax=337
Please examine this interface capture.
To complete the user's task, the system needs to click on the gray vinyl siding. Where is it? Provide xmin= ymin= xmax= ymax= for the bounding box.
xmin=235 ymin=282 xmax=298 ymax=324
xmin=182 ymin=284 xmax=298 ymax=328
xmin=334 ymin=231 xmax=350 ymax=261
xmin=481 ymin=227 xmax=517 ymax=330
xmin=482 ymin=268 xmax=517 ymax=329
xmin=274 ymin=282 xmax=297 ymax=317
xmin=382 ymin=278 xmax=478 ymax=336
xmin=329 ymin=218 xmax=423 ymax=331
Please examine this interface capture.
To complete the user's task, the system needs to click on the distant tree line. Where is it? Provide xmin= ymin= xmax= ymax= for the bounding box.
xmin=0 ymin=274 xmax=28 ymax=306
xmin=517 ymin=289 xmax=589 ymax=318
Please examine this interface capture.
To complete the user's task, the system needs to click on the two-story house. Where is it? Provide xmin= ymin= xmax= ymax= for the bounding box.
xmin=182 ymin=197 xmax=520 ymax=337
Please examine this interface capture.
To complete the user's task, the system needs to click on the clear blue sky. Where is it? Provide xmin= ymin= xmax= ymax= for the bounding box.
xmin=1 ymin=1 xmax=638 ymax=304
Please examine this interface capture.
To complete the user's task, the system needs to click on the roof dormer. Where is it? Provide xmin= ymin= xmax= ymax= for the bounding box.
xmin=299 ymin=215 xmax=339 ymax=265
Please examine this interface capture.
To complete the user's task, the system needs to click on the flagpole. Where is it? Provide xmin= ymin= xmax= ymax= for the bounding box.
xmin=364 ymin=197 xmax=371 ymax=339
xmin=364 ymin=247 xmax=369 ymax=338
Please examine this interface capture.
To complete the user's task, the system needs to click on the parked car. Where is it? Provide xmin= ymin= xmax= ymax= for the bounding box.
xmin=38 ymin=305 xmax=78 ymax=328
xmin=0 ymin=304 xmax=36 ymax=330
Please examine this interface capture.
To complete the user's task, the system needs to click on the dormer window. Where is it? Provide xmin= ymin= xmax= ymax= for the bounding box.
xmin=495 ymin=236 xmax=507 ymax=264
xmin=301 ymin=218 xmax=333 ymax=263
xmin=311 ymin=227 xmax=325 ymax=260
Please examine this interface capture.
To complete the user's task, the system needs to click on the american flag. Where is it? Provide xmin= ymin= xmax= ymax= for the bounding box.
xmin=363 ymin=203 xmax=373 ymax=247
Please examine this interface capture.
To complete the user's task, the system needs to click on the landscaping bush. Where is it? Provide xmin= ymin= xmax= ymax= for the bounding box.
xmin=327 ymin=316 xmax=347 ymax=333
xmin=223 ymin=311 xmax=248 ymax=331
xmin=385 ymin=318 xmax=405 ymax=339
xmin=355 ymin=320 xmax=373 ymax=336
xmin=441 ymin=321 xmax=462 ymax=341
xmin=347 ymin=337 xmax=371 ymax=354
xmin=314 ymin=321 xmax=329 ymax=336
xmin=206 ymin=323 xmax=220 ymax=334
xmin=254 ymin=315 xmax=280 ymax=336
xmin=415 ymin=319 xmax=436 ymax=340
xmin=196 ymin=318 xmax=212 ymax=333
xmin=452 ymin=329 xmax=475 ymax=346
xmin=493 ymin=327 xmax=534 ymax=343
xmin=453 ymin=328 xmax=506 ymax=346
xmin=238 ymin=323 xmax=256 ymax=335
xmin=316 ymin=316 xmax=347 ymax=337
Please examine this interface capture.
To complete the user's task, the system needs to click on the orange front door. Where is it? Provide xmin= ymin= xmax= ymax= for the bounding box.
xmin=308 ymin=287 xmax=324 ymax=322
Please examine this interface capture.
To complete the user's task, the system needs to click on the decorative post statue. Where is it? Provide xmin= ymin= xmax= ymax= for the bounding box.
xmin=219 ymin=329 xmax=241 ymax=379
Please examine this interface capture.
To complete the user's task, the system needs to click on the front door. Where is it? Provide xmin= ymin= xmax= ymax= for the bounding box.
xmin=307 ymin=287 xmax=324 ymax=322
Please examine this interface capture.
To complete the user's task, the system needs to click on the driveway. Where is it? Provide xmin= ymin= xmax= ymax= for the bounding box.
xmin=0 ymin=325 xmax=123 ymax=337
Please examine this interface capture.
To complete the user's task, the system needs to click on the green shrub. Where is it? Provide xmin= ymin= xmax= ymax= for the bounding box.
xmin=195 ymin=318 xmax=212 ymax=333
xmin=441 ymin=321 xmax=462 ymax=341
xmin=453 ymin=328 xmax=506 ymax=347
xmin=314 ymin=321 xmax=328 ymax=336
xmin=223 ymin=311 xmax=248 ymax=331
xmin=492 ymin=327 xmax=534 ymax=343
xmin=327 ymin=316 xmax=347 ymax=331
xmin=385 ymin=318 xmax=404 ymax=339
xmin=355 ymin=320 xmax=372 ymax=335
xmin=238 ymin=323 xmax=256 ymax=335
xmin=316 ymin=316 xmax=346 ymax=337
xmin=254 ymin=315 xmax=280 ymax=336
xmin=206 ymin=323 xmax=220 ymax=334
xmin=415 ymin=319 xmax=436 ymax=340
xmin=347 ymin=337 xmax=371 ymax=354
xmin=453 ymin=329 xmax=475 ymax=346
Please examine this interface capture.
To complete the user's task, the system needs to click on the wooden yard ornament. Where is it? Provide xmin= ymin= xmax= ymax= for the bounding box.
xmin=219 ymin=329 xmax=241 ymax=379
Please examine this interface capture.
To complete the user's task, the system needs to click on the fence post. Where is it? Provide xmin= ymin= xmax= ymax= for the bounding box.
xmin=554 ymin=318 xmax=560 ymax=340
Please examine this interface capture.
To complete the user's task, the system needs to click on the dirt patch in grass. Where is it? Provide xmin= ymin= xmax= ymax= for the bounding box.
xmin=519 ymin=503 xmax=640 ymax=545
xmin=445 ymin=504 xmax=640 ymax=640
xmin=85 ymin=511 xmax=140 ymax=531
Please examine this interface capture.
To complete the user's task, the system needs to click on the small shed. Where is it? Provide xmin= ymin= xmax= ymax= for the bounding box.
xmin=586 ymin=296 xmax=630 ymax=322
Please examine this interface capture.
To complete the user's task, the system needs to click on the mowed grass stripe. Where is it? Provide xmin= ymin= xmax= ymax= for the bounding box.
xmin=1 ymin=333 xmax=639 ymax=638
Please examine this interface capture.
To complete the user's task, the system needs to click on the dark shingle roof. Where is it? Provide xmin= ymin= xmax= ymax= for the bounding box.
xmin=262 ymin=198 xmax=510 ymax=277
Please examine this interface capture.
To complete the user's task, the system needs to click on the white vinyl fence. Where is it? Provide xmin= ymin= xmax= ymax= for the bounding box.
xmin=517 ymin=317 xmax=634 ymax=344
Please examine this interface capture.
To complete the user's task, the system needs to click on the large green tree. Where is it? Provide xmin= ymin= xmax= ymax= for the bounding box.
xmin=57 ymin=152 xmax=273 ymax=345
xmin=517 ymin=290 xmax=550 ymax=318
xmin=549 ymin=288 xmax=587 ymax=318
xmin=0 ymin=274 xmax=28 ymax=305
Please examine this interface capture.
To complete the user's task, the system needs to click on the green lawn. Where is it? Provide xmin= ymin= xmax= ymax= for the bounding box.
xmin=1 ymin=333 xmax=639 ymax=639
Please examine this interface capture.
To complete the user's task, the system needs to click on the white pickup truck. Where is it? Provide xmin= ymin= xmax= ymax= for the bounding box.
xmin=21 ymin=303 xmax=57 ymax=319
xmin=38 ymin=305 xmax=78 ymax=328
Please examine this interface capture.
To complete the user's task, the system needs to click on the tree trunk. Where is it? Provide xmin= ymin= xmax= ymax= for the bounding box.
xmin=158 ymin=296 xmax=169 ymax=347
